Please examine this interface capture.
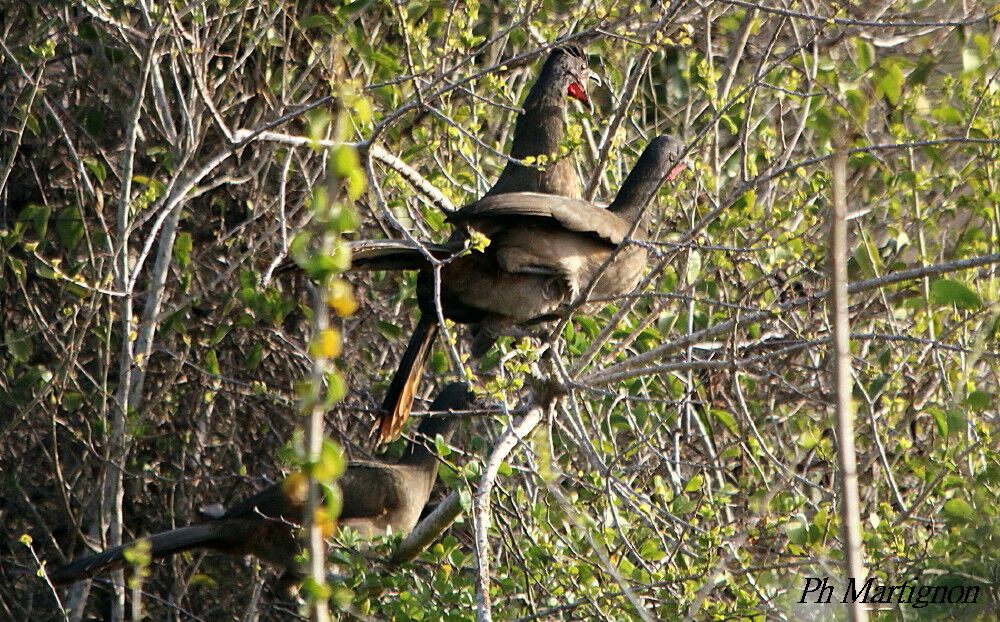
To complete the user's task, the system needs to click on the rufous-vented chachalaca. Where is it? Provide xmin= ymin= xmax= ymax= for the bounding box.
xmin=484 ymin=44 xmax=594 ymax=198
xmin=359 ymin=135 xmax=687 ymax=441
xmin=350 ymin=46 xmax=596 ymax=442
xmin=48 ymin=382 xmax=473 ymax=592
xmin=335 ymin=44 xmax=593 ymax=278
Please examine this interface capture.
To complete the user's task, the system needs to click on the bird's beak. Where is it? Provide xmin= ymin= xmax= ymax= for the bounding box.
xmin=567 ymin=70 xmax=601 ymax=111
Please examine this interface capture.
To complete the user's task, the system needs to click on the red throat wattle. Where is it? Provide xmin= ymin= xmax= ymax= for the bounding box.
xmin=566 ymin=82 xmax=588 ymax=104
xmin=665 ymin=163 xmax=687 ymax=181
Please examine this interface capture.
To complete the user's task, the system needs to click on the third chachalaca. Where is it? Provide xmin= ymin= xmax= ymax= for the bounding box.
xmin=360 ymin=135 xmax=687 ymax=441
xmin=48 ymin=382 xmax=472 ymax=591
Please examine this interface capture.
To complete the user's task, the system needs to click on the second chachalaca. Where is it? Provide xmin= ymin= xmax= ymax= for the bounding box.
xmin=48 ymin=382 xmax=473 ymax=592
xmin=360 ymin=135 xmax=687 ymax=441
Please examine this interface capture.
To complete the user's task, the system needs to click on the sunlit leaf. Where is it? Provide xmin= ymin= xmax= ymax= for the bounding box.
xmin=929 ymin=279 xmax=982 ymax=310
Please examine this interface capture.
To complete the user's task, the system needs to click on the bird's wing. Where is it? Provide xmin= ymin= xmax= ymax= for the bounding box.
xmin=449 ymin=193 xmax=629 ymax=245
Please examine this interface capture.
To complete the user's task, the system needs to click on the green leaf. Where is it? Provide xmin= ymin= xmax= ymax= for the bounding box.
xmin=242 ymin=344 xmax=263 ymax=370
xmin=874 ymin=58 xmax=903 ymax=105
xmin=422 ymin=206 xmax=446 ymax=231
xmin=434 ymin=434 xmax=452 ymax=457
xmin=810 ymin=105 xmax=833 ymax=144
xmin=711 ymin=409 xmax=738 ymax=435
xmin=929 ymin=407 xmax=948 ymax=436
xmin=303 ymin=254 xmax=340 ymax=281
xmin=853 ymin=38 xmax=874 ymax=70
xmin=5 ymin=330 xmax=32 ymax=363
xmin=189 ymin=574 xmax=218 ymax=588
xmin=639 ymin=539 xmax=665 ymax=562
xmin=83 ymin=157 xmax=106 ymax=184
xmin=965 ymin=390 xmax=992 ymax=412
xmin=330 ymin=205 xmax=359 ymax=233
xmin=844 ymin=89 xmax=868 ymax=124
xmin=61 ymin=392 xmax=84 ymax=411
xmin=931 ymin=106 xmax=964 ymax=125
xmin=174 ymin=232 xmax=192 ymax=269
xmin=430 ymin=349 xmax=448 ymax=374
xmin=685 ymin=250 xmax=702 ymax=284
xmin=317 ymin=439 xmax=346 ymax=481
xmin=24 ymin=114 xmax=40 ymax=137
xmin=19 ymin=204 xmax=50 ymax=239
xmin=941 ymin=497 xmax=976 ymax=523
xmin=929 ymin=279 xmax=982 ymax=310
xmin=55 ymin=206 xmax=84 ymax=250
xmin=852 ymin=237 xmax=882 ymax=279
xmin=930 ymin=407 xmax=966 ymax=437
xmin=376 ymin=320 xmax=403 ymax=340
xmin=331 ymin=144 xmax=360 ymax=180
xmin=299 ymin=14 xmax=336 ymax=32
xmin=784 ymin=521 xmax=807 ymax=545
xmin=34 ymin=265 xmax=58 ymax=280
xmin=797 ymin=428 xmax=823 ymax=450
xmin=204 ymin=349 xmax=220 ymax=375
xmin=324 ymin=369 xmax=347 ymax=404
xmin=732 ymin=189 xmax=756 ymax=213
xmin=946 ymin=408 xmax=969 ymax=432
xmin=459 ymin=488 xmax=472 ymax=511
xmin=6 ymin=257 xmax=26 ymax=285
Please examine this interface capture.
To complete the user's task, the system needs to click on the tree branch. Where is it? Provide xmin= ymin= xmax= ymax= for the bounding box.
xmin=582 ymin=252 xmax=1000 ymax=385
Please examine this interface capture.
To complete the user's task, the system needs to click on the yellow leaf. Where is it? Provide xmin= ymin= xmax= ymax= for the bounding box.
xmin=309 ymin=329 xmax=342 ymax=359
xmin=327 ymin=280 xmax=357 ymax=317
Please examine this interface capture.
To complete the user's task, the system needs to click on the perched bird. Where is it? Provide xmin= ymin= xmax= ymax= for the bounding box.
xmin=48 ymin=382 xmax=473 ymax=592
xmin=350 ymin=45 xmax=597 ymax=443
xmin=484 ymin=44 xmax=595 ymax=198
xmin=357 ymin=135 xmax=687 ymax=441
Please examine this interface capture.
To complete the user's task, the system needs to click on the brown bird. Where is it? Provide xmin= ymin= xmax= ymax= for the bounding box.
xmin=272 ymin=45 xmax=591 ymax=279
xmin=359 ymin=135 xmax=687 ymax=442
xmin=346 ymin=45 xmax=594 ymax=274
xmin=484 ymin=44 xmax=594 ymax=198
xmin=47 ymin=382 xmax=473 ymax=592
xmin=351 ymin=45 xmax=595 ymax=443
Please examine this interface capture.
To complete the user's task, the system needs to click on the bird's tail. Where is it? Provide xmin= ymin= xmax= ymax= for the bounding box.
xmin=377 ymin=314 xmax=439 ymax=443
xmin=49 ymin=524 xmax=221 ymax=585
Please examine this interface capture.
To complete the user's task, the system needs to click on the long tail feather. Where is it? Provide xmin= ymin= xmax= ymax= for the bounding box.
xmin=49 ymin=524 xmax=222 ymax=585
xmin=378 ymin=315 xmax=439 ymax=443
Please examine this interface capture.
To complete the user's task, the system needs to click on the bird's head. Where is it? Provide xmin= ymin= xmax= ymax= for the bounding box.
xmin=531 ymin=44 xmax=601 ymax=109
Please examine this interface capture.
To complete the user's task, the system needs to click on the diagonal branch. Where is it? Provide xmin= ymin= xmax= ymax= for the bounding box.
xmin=582 ymin=252 xmax=1000 ymax=386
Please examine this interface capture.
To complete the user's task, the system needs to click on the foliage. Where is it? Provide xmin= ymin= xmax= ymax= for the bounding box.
xmin=1 ymin=0 xmax=999 ymax=620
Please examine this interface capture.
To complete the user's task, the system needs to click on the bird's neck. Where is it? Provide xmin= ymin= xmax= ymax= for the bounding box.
xmin=509 ymin=104 xmax=565 ymax=159
xmin=608 ymin=177 xmax=662 ymax=231
xmin=397 ymin=415 xmax=460 ymax=470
